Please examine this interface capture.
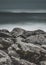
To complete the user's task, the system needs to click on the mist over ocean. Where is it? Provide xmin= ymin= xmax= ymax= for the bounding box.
xmin=0 ymin=0 xmax=46 ymax=31
xmin=0 ymin=11 xmax=46 ymax=31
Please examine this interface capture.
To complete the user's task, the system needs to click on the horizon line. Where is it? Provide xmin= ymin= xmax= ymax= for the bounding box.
xmin=0 ymin=9 xmax=46 ymax=13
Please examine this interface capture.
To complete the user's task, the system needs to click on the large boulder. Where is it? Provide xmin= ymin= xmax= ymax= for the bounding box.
xmin=21 ymin=29 xmax=45 ymax=38
xmin=11 ymin=57 xmax=36 ymax=65
xmin=0 ymin=28 xmax=46 ymax=65
xmin=0 ymin=50 xmax=12 ymax=65
xmin=40 ymin=61 xmax=46 ymax=65
xmin=8 ymin=41 xmax=46 ymax=64
xmin=0 ymin=32 xmax=12 ymax=37
xmin=25 ymin=34 xmax=46 ymax=45
xmin=11 ymin=28 xmax=25 ymax=37
xmin=0 ymin=37 xmax=14 ymax=49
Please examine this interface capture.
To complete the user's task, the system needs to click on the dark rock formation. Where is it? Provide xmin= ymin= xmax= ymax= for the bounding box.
xmin=0 ymin=50 xmax=12 ymax=65
xmin=11 ymin=28 xmax=25 ymax=37
xmin=0 ymin=28 xmax=46 ymax=65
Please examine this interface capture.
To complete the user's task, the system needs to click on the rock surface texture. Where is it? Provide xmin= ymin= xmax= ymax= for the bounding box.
xmin=0 ymin=28 xmax=46 ymax=65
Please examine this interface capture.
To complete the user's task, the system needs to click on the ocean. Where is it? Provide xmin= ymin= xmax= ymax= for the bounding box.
xmin=0 ymin=11 xmax=46 ymax=31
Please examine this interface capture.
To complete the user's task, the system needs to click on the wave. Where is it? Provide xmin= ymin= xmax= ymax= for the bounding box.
xmin=0 ymin=9 xmax=46 ymax=13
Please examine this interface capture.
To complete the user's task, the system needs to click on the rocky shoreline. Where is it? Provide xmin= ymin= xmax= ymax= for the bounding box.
xmin=0 ymin=28 xmax=46 ymax=65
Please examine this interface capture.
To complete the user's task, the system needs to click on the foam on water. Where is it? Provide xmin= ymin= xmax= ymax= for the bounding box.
xmin=1 ymin=9 xmax=46 ymax=13
xmin=0 ymin=22 xmax=46 ymax=32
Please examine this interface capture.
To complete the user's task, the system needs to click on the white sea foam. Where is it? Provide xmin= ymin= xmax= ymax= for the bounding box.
xmin=1 ymin=9 xmax=46 ymax=13
xmin=0 ymin=22 xmax=46 ymax=32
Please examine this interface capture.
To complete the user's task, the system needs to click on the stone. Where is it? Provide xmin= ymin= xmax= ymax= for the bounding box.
xmin=11 ymin=28 xmax=25 ymax=37
xmin=11 ymin=57 xmax=36 ymax=65
xmin=0 ymin=28 xmax=46 ymax=65
xmin=0 ymin=50 xmax=12 ymax=65
xmin=40 ymin=61 xmax=46 ymax=65
xmin=25 ymin=34 xmax=46 ymax=45
xmin=0 ymin=37 xmax=13 ymax=49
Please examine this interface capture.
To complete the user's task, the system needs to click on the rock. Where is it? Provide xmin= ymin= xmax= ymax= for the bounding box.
xmin=21 ymin=29 xmax=45 ymax=39
xmin=0 ymin=29 xmax=12 ymax=38
xmin=8 ymin=46 xmax=20 ymax=58
xmin=40 ymin=61 xmax=46 ymax=65
xmin=0 ymin=28 xmax=46 ymax=65
xmin=0 ymin=29 xmax=9 ymax=33
xmin=41 ymin=45 xmax=46 ymax=49
xmin=0 ymin=44 xmax=4 ymax=49
xmin=0 ymin=37 xmax=14 ymax=49
xmin=25 ymin=34 xmax=46 ymax=45
xmin=8 ymin=42 xmax=44 ymax=63
xmin=34 ymin=29 xmax=45 ymax=34
xmin=11 ymin=28 xmax=25 ymax=37
xmin=8 ymin=39 xmax=46 ymax=63
xmin=0 ymin=32 xmax=12 ymax=38
xmin=0 ymin=50 xmax=12 ymax=65
xmin=11 ymin=57 xmax=36 ymax=65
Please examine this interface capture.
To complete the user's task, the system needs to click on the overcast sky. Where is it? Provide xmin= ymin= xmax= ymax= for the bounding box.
xmin=0 ymin=0 xmax=46 ymax=10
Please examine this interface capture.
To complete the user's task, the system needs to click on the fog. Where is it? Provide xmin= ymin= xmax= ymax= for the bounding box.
xmin=0 ymin=22 xmax=46 ymax=31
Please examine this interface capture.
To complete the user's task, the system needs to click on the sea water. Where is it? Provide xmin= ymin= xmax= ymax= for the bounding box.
xmin=0 ymin=11 xmax=46 ymax=31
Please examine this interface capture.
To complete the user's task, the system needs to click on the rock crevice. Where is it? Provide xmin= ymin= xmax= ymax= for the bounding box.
xmin=0 ymin=28 xmax=46 ymax=65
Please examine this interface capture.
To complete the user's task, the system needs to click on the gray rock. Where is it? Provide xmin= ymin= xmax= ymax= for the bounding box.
xmin=0 ymin=50 xmax=12 ymax=65
xmin=8 ymin=41 xmax=46 ymax=64
xmin=0 ymin=37 xmax=13 ymax=49
xmin=0 ymin=29 xmax=9 ymax=33
xmin=11 ymin=28 xmax=25 ymax=37
xmin=21 ymin=29 xmax=45 ymax=39
xmin=0 ymin=32 xmax=12 ymax=38
xmin=0 ymin=28 xmax=46 ymax=65
xmin=8 ymin=46 xmax=20 ymax=58
xmin=11 ymin=57 xmax=36 ymax=65
xmin=40 ymin=61 xmax=46 ymax=65
xmin=25 ymin=34 xmax=46 ymax=45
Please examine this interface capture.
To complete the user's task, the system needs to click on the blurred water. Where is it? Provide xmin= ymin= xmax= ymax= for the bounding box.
xmin=0 ymin=13 xmax=46 ymax=31
xmin=0 ymin=22 xmax=46 ymax=31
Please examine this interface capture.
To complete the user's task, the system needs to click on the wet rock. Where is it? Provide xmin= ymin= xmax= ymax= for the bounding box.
xmin=40 ymin=61 xmax=46 ymax=65
xmin=21 ymin=29 xmax=45 ymax=39
xmin=0 ymin=44 xmax=4 ymax=49
xmin=0 ymin=37 xmax=14 ymax=49
xmin=8 ymin=42 xmax=43 ymax=63
xmin=34 ymin=29 xmax=45 ymax=34
xmin=8 ymin=39 xmax=46 ymax=64
xmin=0 ymin=32 xmax=12 ymax=38
xmin=8 ymin=45 xmax=20 ymax=58
xmin=0 ymin=29 xmax=9 ymax=33
xmin=0 ymin=50 xmax=12 ymax=65
xmin=41 ymin=45 xmax=46 ymax=49
xmin=11 ymin=57 xmax=36 ymax=65
xmin=25 ymin=34 xmax=46 ymax=45
xmin=11 ymin=28 xmax=25 ymax=37
xmin=0 ymin=28 xmax=46 ymax=65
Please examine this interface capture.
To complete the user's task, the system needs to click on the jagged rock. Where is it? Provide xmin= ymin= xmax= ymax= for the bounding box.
xmin=40 ymin=61 xmax=46 ymax=65
xmin=11 ymin=57 xmax=36 ymax=65
xmin=0 ymin=50 xmax=12 ymax=65
xmin=0 ymin=32 xmax=12 ymax=38
xmin=0 ymin=37 xmax=14 ymax=49
xmin=21 ymin=29 xmax=45 ymax=39
xmin=41 ymin=45 xmax=46 ymax=49
xmin=0 ymin=29 xmax=9 ymax=33
xmin=25 ymin=34 xmax=46 ymax=45
xmin=34 ymin=29 xmax=45 ymax=34
xmin=8 ymin=47 xmax=20 ymax=58
xmin=0 ymin=29 xmax=12 ymax=38
xmin=0 ymin=28 xmax=46 ymax=65
xmin=0 ymin=44 xmax=4 ymax=49
xmin=11 ymin=28 xmax=25 ymax=37
xmin=8 ymin=41 xmax=46 ymax=64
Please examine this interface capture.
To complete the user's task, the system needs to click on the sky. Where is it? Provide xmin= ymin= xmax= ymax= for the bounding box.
xmin=0 ymin=0 xmax=46 ymax=10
